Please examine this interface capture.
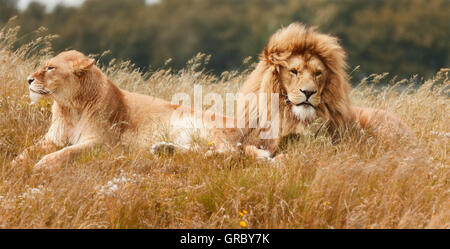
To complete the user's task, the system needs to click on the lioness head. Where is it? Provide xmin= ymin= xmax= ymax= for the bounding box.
xmin=262 ymin=23 xmax=351 ymax=123
xmin=27 ymin=50 xmax=95 ymax=103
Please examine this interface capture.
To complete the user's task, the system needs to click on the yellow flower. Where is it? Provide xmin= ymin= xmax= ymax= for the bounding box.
xmin=207 ymin=141 xmax=215 ymax=146
xmin=238 ymin=211 xmax=244 ymax=217
xmin=242 ymin=209 xmax=248 ymax=214
xmin=239 ymin=221 xmax=247 ymax=227
xmin=322 ymin=201 xmax=331 ymax=206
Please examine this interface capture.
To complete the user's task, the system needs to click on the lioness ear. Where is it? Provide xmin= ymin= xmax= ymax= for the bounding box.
xmin=73 ymin=57 xmax=95 ymax=77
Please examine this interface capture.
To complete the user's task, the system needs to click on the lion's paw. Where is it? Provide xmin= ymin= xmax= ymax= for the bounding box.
xmin=255 ymin=149 xmax=272 ymax=161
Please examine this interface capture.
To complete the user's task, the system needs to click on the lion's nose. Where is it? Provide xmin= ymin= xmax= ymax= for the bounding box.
xmin=300 ymin=89 xmax=316 ymax=99
xmin=27 ymin=77 xmax=35 ymax=85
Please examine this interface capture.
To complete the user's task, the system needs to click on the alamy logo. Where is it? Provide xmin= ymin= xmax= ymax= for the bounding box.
xmin=170 ymin=85 xmax=280 ymax=139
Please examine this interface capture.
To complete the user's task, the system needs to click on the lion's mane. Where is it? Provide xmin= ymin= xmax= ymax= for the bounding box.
xmin=238 ymin=23 xmax=356 ymax=154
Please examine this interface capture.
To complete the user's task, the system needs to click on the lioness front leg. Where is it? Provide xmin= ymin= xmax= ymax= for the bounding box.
xmin=12 ymin=138 xmax=57 ymax=167
xmin=34 ymin=138 xmax=100 ymax=172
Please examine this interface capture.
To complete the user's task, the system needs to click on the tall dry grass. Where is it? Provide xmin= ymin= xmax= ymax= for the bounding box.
xmin=0 ymin=24 xmax=448 ymax=228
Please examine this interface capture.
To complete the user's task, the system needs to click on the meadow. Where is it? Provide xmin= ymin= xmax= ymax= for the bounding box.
xmin=0 ymin=25 xmax=448 ymax=228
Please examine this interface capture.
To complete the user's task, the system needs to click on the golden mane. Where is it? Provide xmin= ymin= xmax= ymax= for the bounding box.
xmin=238 ymin=23 xmax=356 ymax=154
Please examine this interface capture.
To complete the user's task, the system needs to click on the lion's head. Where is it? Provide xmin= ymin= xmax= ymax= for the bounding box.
xmin=242 ymin=23 xmax=354 ymax=134
xmin=27 ymin=50 xmax=95 ymax=104
xmin=276 ymin=52 xmax=329 ymax=121
xmin=237 ymin=23 xmax=356 ymax=152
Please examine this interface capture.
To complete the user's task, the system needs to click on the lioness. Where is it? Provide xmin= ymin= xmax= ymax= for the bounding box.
xmin=13 ymin=50 xmax=236 ymax=171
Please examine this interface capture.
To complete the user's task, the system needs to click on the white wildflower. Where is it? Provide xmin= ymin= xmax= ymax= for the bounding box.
xmin=96 ymin=173 xmax=144 ymax=198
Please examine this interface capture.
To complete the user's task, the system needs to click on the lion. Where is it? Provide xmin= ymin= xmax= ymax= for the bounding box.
xmin=13 ymin=50 xmax=237 ymax=171
xmin=236 ymin=23 xmax=413 ymax=158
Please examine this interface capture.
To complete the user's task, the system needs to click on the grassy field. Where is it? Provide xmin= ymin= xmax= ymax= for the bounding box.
xmin=0 ymin=25 xmax=448 ymax=229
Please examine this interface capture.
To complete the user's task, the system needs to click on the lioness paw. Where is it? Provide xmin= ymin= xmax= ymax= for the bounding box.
xmin=33 ymin=154 xmax=61 ymax=172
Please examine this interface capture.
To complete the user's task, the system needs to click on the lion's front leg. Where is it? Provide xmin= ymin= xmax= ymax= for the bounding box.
xmin=244 ymin=145 xmax=272 ymax=159
xmin=34 ymin=138 xmax=100 ymax=172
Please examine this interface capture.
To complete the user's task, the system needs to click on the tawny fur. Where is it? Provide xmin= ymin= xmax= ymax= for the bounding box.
xmin=14 ymin=50 xmax=235 ymax=171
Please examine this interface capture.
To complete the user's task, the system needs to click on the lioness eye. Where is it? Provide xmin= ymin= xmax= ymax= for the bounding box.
xmin=290 ymin=69 xmax=298 ymax=75
xmin=315 ymin=71 xmax=322 ymax=77
xmin=47 ymin=67 xmax=55 ymax=71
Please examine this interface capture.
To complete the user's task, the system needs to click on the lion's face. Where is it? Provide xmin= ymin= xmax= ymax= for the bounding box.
xmin=27 ymin=50 xmax=95 ymax=103
xmin=279 ymin=54 xmax=328 ymax=121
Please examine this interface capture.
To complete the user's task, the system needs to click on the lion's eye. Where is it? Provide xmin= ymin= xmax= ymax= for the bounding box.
xmin=290 ymin=69 xmax=298 ymax=75
xmin=46 ymin=67 xmax=55 ymax=71
xmin=315 ymin=70 xmax=322 ymax=77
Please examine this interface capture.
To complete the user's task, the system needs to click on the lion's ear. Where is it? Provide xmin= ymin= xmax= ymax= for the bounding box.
xmin=263 ymin=48 xmax=291 ymax=67
xmin=73 ymin=57 xmax=95 ymax=77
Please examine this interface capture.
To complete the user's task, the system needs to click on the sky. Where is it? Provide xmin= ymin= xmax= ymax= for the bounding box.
xmin=17 ymin=0 xmax=160 ymax=11
xmin=17 ymin=0 xmax=85 ymax=10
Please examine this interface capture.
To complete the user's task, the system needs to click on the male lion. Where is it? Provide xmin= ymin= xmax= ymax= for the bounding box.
xmin=13 ymin=50 xmax=236 ymax=171
xmin=237 ymin=23 xmax=413 ymax=158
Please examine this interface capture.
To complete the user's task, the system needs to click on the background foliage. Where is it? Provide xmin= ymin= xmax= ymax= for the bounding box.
xmin=1 ymin=0 xmax=449 ymax=78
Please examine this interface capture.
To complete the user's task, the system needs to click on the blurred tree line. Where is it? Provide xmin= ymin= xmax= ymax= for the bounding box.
xmin=1 ymin=0 xmax=449 ymax=78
